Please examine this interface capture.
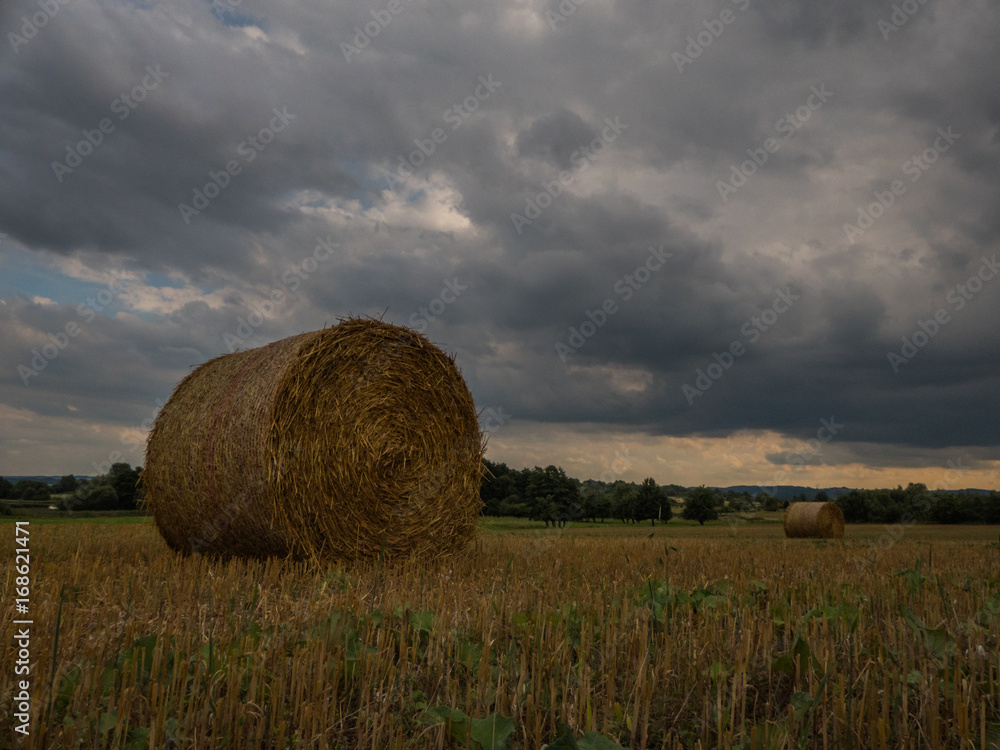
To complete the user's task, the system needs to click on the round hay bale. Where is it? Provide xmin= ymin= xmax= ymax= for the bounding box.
xmin=783 ymin=501 xmax=845 ymax=539
xmin=143 ymin=318 xmax=484 ymax=561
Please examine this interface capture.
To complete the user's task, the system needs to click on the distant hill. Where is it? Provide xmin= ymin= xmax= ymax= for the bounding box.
xmin=712 ymin=485 xmax=853 ymax=500
xmin=712 ymin=485 xmax=994 ymax=500
xmin=2 ymin=475 xmax=92 ymax=485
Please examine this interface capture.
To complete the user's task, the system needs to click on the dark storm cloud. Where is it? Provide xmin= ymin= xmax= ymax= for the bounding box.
xmin=515 ymin=109 xmax=597 ymax=170
xmin=1 ymin=0 xmax=999 ymax=475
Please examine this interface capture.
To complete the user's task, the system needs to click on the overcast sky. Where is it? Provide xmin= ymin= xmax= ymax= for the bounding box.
xmin=1 ymin=0 xmax=998 ymax=489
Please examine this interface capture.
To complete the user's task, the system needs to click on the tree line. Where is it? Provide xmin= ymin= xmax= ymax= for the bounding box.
xmin=834 ymin=483 xmax=1000 ymax=525
xmin=480 ymin=460 xmax=736 ymax=526
xmin=0 ymin=463 xmax=143 ymax=514
xmin=482 ymin=461 xmax=1000 ymax=526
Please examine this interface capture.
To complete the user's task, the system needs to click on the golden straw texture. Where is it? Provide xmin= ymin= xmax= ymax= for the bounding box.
xmin=783 ymin=501 xmax=846 ymax=539
xmin=143 ymin=319 xmax=484 ymax=561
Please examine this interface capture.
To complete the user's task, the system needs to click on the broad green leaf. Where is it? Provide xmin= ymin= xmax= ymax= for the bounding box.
xmin=578 ymin=731 xmax=628 ymax=749
xmin=423 ymin=705 xmax=470 ymax=743
xmin=545 ymin=724 xmax=579 ymax=749
xmin=410 ymin=611 xmax=436 ymax=633
xmin=470 ymin=713 xmax=516 ymax=750
xmin=99 ymin=710 xmax=117 ymax=736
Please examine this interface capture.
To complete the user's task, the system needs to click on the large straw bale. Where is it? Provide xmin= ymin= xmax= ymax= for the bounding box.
xmin=783 ymin=501 xmax=845 ymax=539
xmin=143 ymin=318 xmax=484 ymax=561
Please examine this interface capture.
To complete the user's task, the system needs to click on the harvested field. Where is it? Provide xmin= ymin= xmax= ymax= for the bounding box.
xmin=1 ymin=519 xmax=998 ymax=748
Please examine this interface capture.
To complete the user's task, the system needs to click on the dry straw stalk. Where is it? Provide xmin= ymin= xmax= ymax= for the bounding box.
xmin=143 ymin=318 xmax=484 ymax=561
xmin=783 ymin=501 xmax=845 ymax=539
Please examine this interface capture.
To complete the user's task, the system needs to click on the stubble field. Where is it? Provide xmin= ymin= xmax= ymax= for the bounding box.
xmin=2 ymin=518 xmax=999 ymax=749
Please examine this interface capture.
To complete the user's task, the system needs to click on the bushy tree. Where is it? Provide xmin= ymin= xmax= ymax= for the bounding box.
xmin=109 ymin=463 xmax=141 ymax=509
xmin=13 ymin=480 xmax=50 ymax=503
xmin=481 ymin=459 xmax=521 ymax=516
xmin=634 ymin=477 xmax=670 ymax=525
xmin=524 ymin=465 xmax=580 ymax=527
xmin=78 ymin=485 xmax=118 ymax=511
xmin=0 ymin=477 xmax=15 ymax=499
xmin=54 ymin=474 xmax=79 ymax=493
xmin=756 ymin=493 xmax=781 ymax=511
xmin=591 ymin=491 xmax=613 ymax=522
xmin=682 ymin=486 xmax=719 ymax=525
xmin=835 ymin=490 xmax=870 ymax=523
xmin=611 ymin=482 xmax=638 ymax=523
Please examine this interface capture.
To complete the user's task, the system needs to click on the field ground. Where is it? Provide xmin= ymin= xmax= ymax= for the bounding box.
xmin=2 ymin=517 xmax=999 ymax=749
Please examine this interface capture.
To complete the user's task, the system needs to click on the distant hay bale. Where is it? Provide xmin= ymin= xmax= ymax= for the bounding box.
xmin=143 ymin=318 xmax=484 ymax=561
xmin=783 ymin=501 xmax=845 ymax=539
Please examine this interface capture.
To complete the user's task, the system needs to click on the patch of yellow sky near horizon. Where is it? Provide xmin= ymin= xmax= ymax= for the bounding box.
xmin=484 ymin=421 xmax=1000 ymax=491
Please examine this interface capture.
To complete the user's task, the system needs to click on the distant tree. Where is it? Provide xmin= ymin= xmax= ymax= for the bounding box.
xmin=481 ymin=459 xmax=520 ymax=516
xmin=526 ymin=465 xmax=580 ymax=527
xmin=54 ymin=475 xmax=79 ymax=493
xmin=496 ymin=494 xmax=527 ymax=517
xmin=611 ymin=482 xmax=638 ymax=523
xmin=109 ymin=463 xmax=141 ymax=510
xmin=683 ymin=486 xmax=719 ymax=525
xmin=835 ymin=490 xmax=870 ymax=523
xmin=634 ymin=477 xmax=670 ymax=525
xmin=592 ymin=491 xmax=613 ymax=523
xmin=0 ymin=477 xmax=14 ymax=499
xmin=903 ymin=483 xmax=933 ymax=521
xmin=757 ymin=493 xmax=782 ymax=512
xmin=815 ymin=490 xmax=830 ymax=503
xmin=983 ymin=491 xmax=1000 ymax=524
xmin=13 ymin=480 xmax=50 ymax=503
xmin=929 ymin=494 xmax=969 ymax=524
xmin=78 ymin=485 xmax=118 ymax=511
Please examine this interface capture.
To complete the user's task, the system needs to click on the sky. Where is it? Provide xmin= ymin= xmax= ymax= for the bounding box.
xmin=1 ymin=0 xmax=998 ymax=489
